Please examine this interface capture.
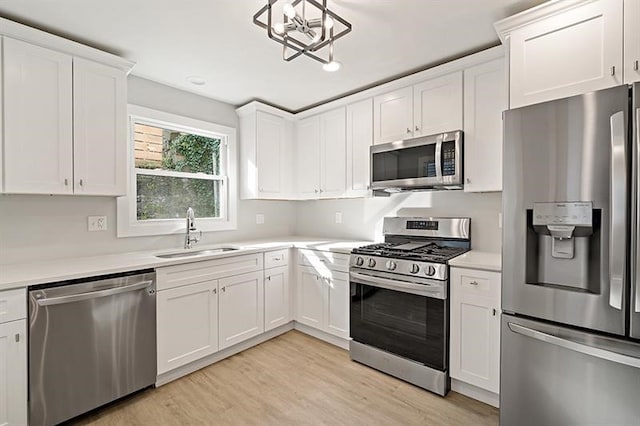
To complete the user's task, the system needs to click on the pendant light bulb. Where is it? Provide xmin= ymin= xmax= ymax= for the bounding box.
xmin=283 ymin=3 xmax=296 ymax=19
xmin=322 ymin=61 xmax=341 ymax=72
xmin=324 ymin=16 xmax=334 ymax=30
xmin=273 ymin=22 xmax=285 ymax=35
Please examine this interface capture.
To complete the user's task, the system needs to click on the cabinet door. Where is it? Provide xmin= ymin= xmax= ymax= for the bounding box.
xmin=413 ymin=71 xmax=463 ymax=136
xmin=256 ymin=111 xmax=285 ymax=196
xmin=296 ymin=116 xmax=321 ymax=198
xmin=509 ymin=0 xmax=623 ymax=108
xmin=219 ymin=271 xmax=264 ymax=349
xmin=450 ymin=268 xmax=501 ymax=393
xmin=296 ymin=266 xmax=325 ymax=328
xmin=320 ymin=107 xmax=346 ymax=198
xmin=463 ymin=59 xmax=507 ymax=193
xmin=373 ymin=86 xmax=413 ymax=144
xmin=0 ymin=320 xmax=28 ymax=426
xmin=624 ymin=0 xmax=640 ymax=83
xmin=345 ymin=98 xmax=373 ymax=197
xmin=3 ymin=38 xmax=73 ymax=194
xmin=325 ymin=271 xmax=350 ymax=339
xmin=73 ymin=58 xmax=127 ymax=195
xmin=157 ymin=281 xmax=218 ymax=374
xmin=264 ymin=266 xmax=290 ymax=331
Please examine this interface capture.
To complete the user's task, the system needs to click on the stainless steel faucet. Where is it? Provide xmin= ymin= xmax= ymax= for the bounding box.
xmin=184 ymin=207 xmax=201 ymax=249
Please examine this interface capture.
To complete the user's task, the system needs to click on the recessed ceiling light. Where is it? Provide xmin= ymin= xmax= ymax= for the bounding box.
xmin=322 ymin=61 xmax=342 ymax=72
xmin=186 ymin=76 xmax=206 ymax=86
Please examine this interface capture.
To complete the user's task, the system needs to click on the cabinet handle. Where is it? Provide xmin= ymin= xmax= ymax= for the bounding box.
xmin=366 ymin=185 xmax=371 ymax=190
xmin=314 ymin=189 xmax=318 ymax=194
xmin=406 ymin=128 xmax=411 ymax=134
xmin=15 ymin=333 xmax=19 ymax=342
xmin=79 ymin=179 xmax=84 ymax=187
xmin=415 ymin=126 xmax=420 ymax=132
xmin=635 ymin=60 xmax=639 ymax=71
xmin=273 ymin=256 xmax=282 ymax=261
xmin=492 ymin=308 xmax=497 ymax=316
xmin=315 ymin=275 xmax=319 ymax=280
xmin=466 ymin=178 xmax=471 ymax=184
xmin=213 ymin=288 xmax=217 ymax=294
xmin=469 ymin=281 xmax=479 ymax=286
xmin=222 ymin=287 xmax=226 ymax=292
xmin=319 ymin=189 xmax=323 ymax=193
xmin=266 ymin=276 xmax=271 ymax=280
xmin=64 ymin=178 xmax=69 ymax=186
xmin=611 ymin=66 xmax=616 ymax=76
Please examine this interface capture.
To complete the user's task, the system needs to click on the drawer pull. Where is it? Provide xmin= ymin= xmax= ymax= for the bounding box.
xmin=273 ymin=256 xmax=282 ymax=261
xmin=492 ymin=308 xmax=497 ymax=316
xmin=469 ymin=281 xmax=479 ymax=286
xmin=635 ymin=60 xmax=639 ymax=71
xmin=611 ymin=66 xmax=616 ymax=76
xmin=15 ymin=333 xmax=19 ymax=343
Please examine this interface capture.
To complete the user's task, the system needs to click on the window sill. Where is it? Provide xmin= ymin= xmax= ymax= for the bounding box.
xmin=115 ymin=210 xmax=238 ymax=238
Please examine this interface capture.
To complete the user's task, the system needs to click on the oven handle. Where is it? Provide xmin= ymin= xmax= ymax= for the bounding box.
xmin=350 ymin=271 xmax=445 ymax=299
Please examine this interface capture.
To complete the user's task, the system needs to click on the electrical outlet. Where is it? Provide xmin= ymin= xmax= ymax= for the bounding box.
xmin=335 ymin=212 xmax=343 ymax=224
xmin=256 ymin=214 xmax=265 ymax=225
xmin=88 ymin=216 xmax=108 ymax=232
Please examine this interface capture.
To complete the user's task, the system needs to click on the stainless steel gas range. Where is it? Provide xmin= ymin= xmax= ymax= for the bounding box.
xmin=349 ymin=217 xmax=470 ymax=396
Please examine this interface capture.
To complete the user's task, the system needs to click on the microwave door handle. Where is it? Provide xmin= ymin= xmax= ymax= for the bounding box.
xmin=435 ymin=138 xmax=443 ymax=180
xmin=609 ymin=111 xmax=626 ymax=310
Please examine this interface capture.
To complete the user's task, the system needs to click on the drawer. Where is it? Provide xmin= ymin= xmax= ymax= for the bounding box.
xmin=0 ymin=288 xmax=27 ymax=323
xmin=298 ymin=249 xmax=350 ymax=272
xmin=455 ymin=268 xmax=501 ymax=300
xmin=264 ymin=249 xmax=288 ymax=269
xmin=157 ymin=253 xmax=263 ymax=291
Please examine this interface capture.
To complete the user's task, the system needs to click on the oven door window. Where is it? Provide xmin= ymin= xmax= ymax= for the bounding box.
xmin=350 ymin=282 xmax=446 ymax=371
xmin=372 ymin=144 xmax=437 ymax=182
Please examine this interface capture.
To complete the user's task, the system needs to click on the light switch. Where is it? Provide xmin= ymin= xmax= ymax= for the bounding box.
xmin=256 ymin=214 xmax=265 ymax=225
xmin=335 ymin=212 xmax=343 ymax=224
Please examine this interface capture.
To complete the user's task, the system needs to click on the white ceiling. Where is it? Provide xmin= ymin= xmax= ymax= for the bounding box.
xmin=0 ymin=0 xmax=545 ymax=112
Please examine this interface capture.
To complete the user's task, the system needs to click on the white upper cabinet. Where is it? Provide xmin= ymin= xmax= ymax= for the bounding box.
xmin=319 ymin=107 xmax=347 ymax=198
xmin=237 ymin=103 xmax=294 ymax=199
xmin=296 ymin=107 xmax=347 ymax=199
xmin=296 ymin=115 xmax=322 ymax=198
xmin=73 ymin=57 xmax=127 ymax=195
xmin=345 ymin=98 xmax=373 ymax=197
xmin=463 ymin=59 xmax=507 ymax=193
xmin=497 ymin=0 xmax=624 ymax=108
xmin=413 ymin=71 xmax=463 ymax=136
xmin=624 ymin=0 xmax=640 ymax=83
xmin=1 ymin=31 xmax=132 ymax=196
xmin=373 ymin=86 xmax=413 ymax=144
xmin=3 ymin=37 xmax=73 ymax=194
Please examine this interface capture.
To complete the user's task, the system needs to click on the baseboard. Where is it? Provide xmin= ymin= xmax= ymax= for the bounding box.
xmin=156 ymin=322 xmax=294 ymax=387
xmin=293 ymin=321 xmax=350 ymax=350
xmin=451 ymin=378 xmax=499 ymax=408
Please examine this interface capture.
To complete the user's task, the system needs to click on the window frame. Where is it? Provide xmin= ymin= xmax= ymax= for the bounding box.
xmin=117 ymin=105 xmax=237 ymax=238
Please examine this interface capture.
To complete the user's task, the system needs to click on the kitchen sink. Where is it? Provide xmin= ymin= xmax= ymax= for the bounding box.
xmin=155 ymin=247 xmax=239 ymax=259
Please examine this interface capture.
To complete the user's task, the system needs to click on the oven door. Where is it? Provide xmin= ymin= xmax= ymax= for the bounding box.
xmin=349 ymin=271 xmax=448 ymax=371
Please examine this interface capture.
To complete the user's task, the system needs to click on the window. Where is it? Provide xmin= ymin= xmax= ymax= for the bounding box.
xmin=117 ymin=105 xmax=237 ymax=237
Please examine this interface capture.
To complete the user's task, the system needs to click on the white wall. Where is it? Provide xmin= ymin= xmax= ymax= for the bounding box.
xmin=0 ymin=76 xmax=296 ymax=265
xmin=295 ymin=191 xmax=502 ymax=252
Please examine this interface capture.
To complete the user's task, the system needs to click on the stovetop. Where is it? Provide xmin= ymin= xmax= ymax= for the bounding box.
xmin=352 ymin=242 xmax=469 ymax=264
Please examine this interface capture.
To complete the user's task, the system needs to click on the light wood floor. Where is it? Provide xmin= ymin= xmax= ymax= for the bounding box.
xmin=73 ymin=331 xmax=498 ymax=425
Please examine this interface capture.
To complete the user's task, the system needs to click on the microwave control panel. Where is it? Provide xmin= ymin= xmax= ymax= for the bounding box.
xmin=442 ymin=142 xmax=456 ymax=176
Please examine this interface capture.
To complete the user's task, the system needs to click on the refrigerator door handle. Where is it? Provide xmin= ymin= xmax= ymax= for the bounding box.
xmin=507 ymin=322 xmax=640 ymax=369
xmin=636 ymin=107 xmax=640 ymax=313
xmin=609 ymin=111 xmax=626 ymax=310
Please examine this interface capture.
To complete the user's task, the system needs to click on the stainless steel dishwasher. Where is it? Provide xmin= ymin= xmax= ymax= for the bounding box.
xmin=28 ymin=269 xmax=157 ymax=426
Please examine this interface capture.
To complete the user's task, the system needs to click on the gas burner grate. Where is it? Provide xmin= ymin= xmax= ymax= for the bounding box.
xmin=352 ymin=242 xmax=469 ymax=263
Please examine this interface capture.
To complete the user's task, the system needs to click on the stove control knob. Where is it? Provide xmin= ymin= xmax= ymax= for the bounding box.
xmin=425 ymin=266 xmax=436 ymax=277
xmin=386 ymin=260 xmax=397 ymax=271
xmin=355 ymin=256 xmax=364 ymax=267
xmin=368 ymin=258 xmax=377 ymax=268
xmin=410 ymin=264 xmax=420 ymax=274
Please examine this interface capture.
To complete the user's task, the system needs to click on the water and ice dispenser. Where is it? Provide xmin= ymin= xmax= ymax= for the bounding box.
xmin=526 ymin=202 xmax=601 ymax=292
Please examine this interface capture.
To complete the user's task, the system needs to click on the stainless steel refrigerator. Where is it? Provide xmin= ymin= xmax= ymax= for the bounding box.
xmin=502 ymin=83 xmax=640 ymax=425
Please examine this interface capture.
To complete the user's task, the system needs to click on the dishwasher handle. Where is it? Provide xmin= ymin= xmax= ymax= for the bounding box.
xmin=35 ymin=280 xmax=154 ymax=306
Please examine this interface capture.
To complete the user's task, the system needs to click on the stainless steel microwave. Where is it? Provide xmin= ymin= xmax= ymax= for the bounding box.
xmin=370 ymin=130 xmax=463 ymax=191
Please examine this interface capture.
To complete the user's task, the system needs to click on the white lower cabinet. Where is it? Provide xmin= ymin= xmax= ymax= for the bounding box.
xmin=0 ymin=288 xmax=27 ymax=426
xmin=264 ymin=265 xmax=290 ymax=331
xmin=450 ymin=267 xmax=501 ymax=394
xmin=296 ymin=250 xmax=350 ymax=339
xmin=156 ymin=281 xmax=218 ymax=375
xmin=219 ymin=271 xmax=264 ymax=349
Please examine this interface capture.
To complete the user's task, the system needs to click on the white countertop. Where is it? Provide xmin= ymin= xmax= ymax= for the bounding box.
xmin=0 ymin=236 xmax=373 ymax=291
xmin=449 ymin=251 xmax=502 ymax=272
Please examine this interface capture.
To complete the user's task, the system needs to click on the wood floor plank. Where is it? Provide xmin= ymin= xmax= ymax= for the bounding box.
xmin=73 ymin=331 xmax=498 ymax=426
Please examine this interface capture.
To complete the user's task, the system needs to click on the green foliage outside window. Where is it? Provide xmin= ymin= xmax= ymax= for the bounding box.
xmin=137 ymin=132 xmax=222 ymax=220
